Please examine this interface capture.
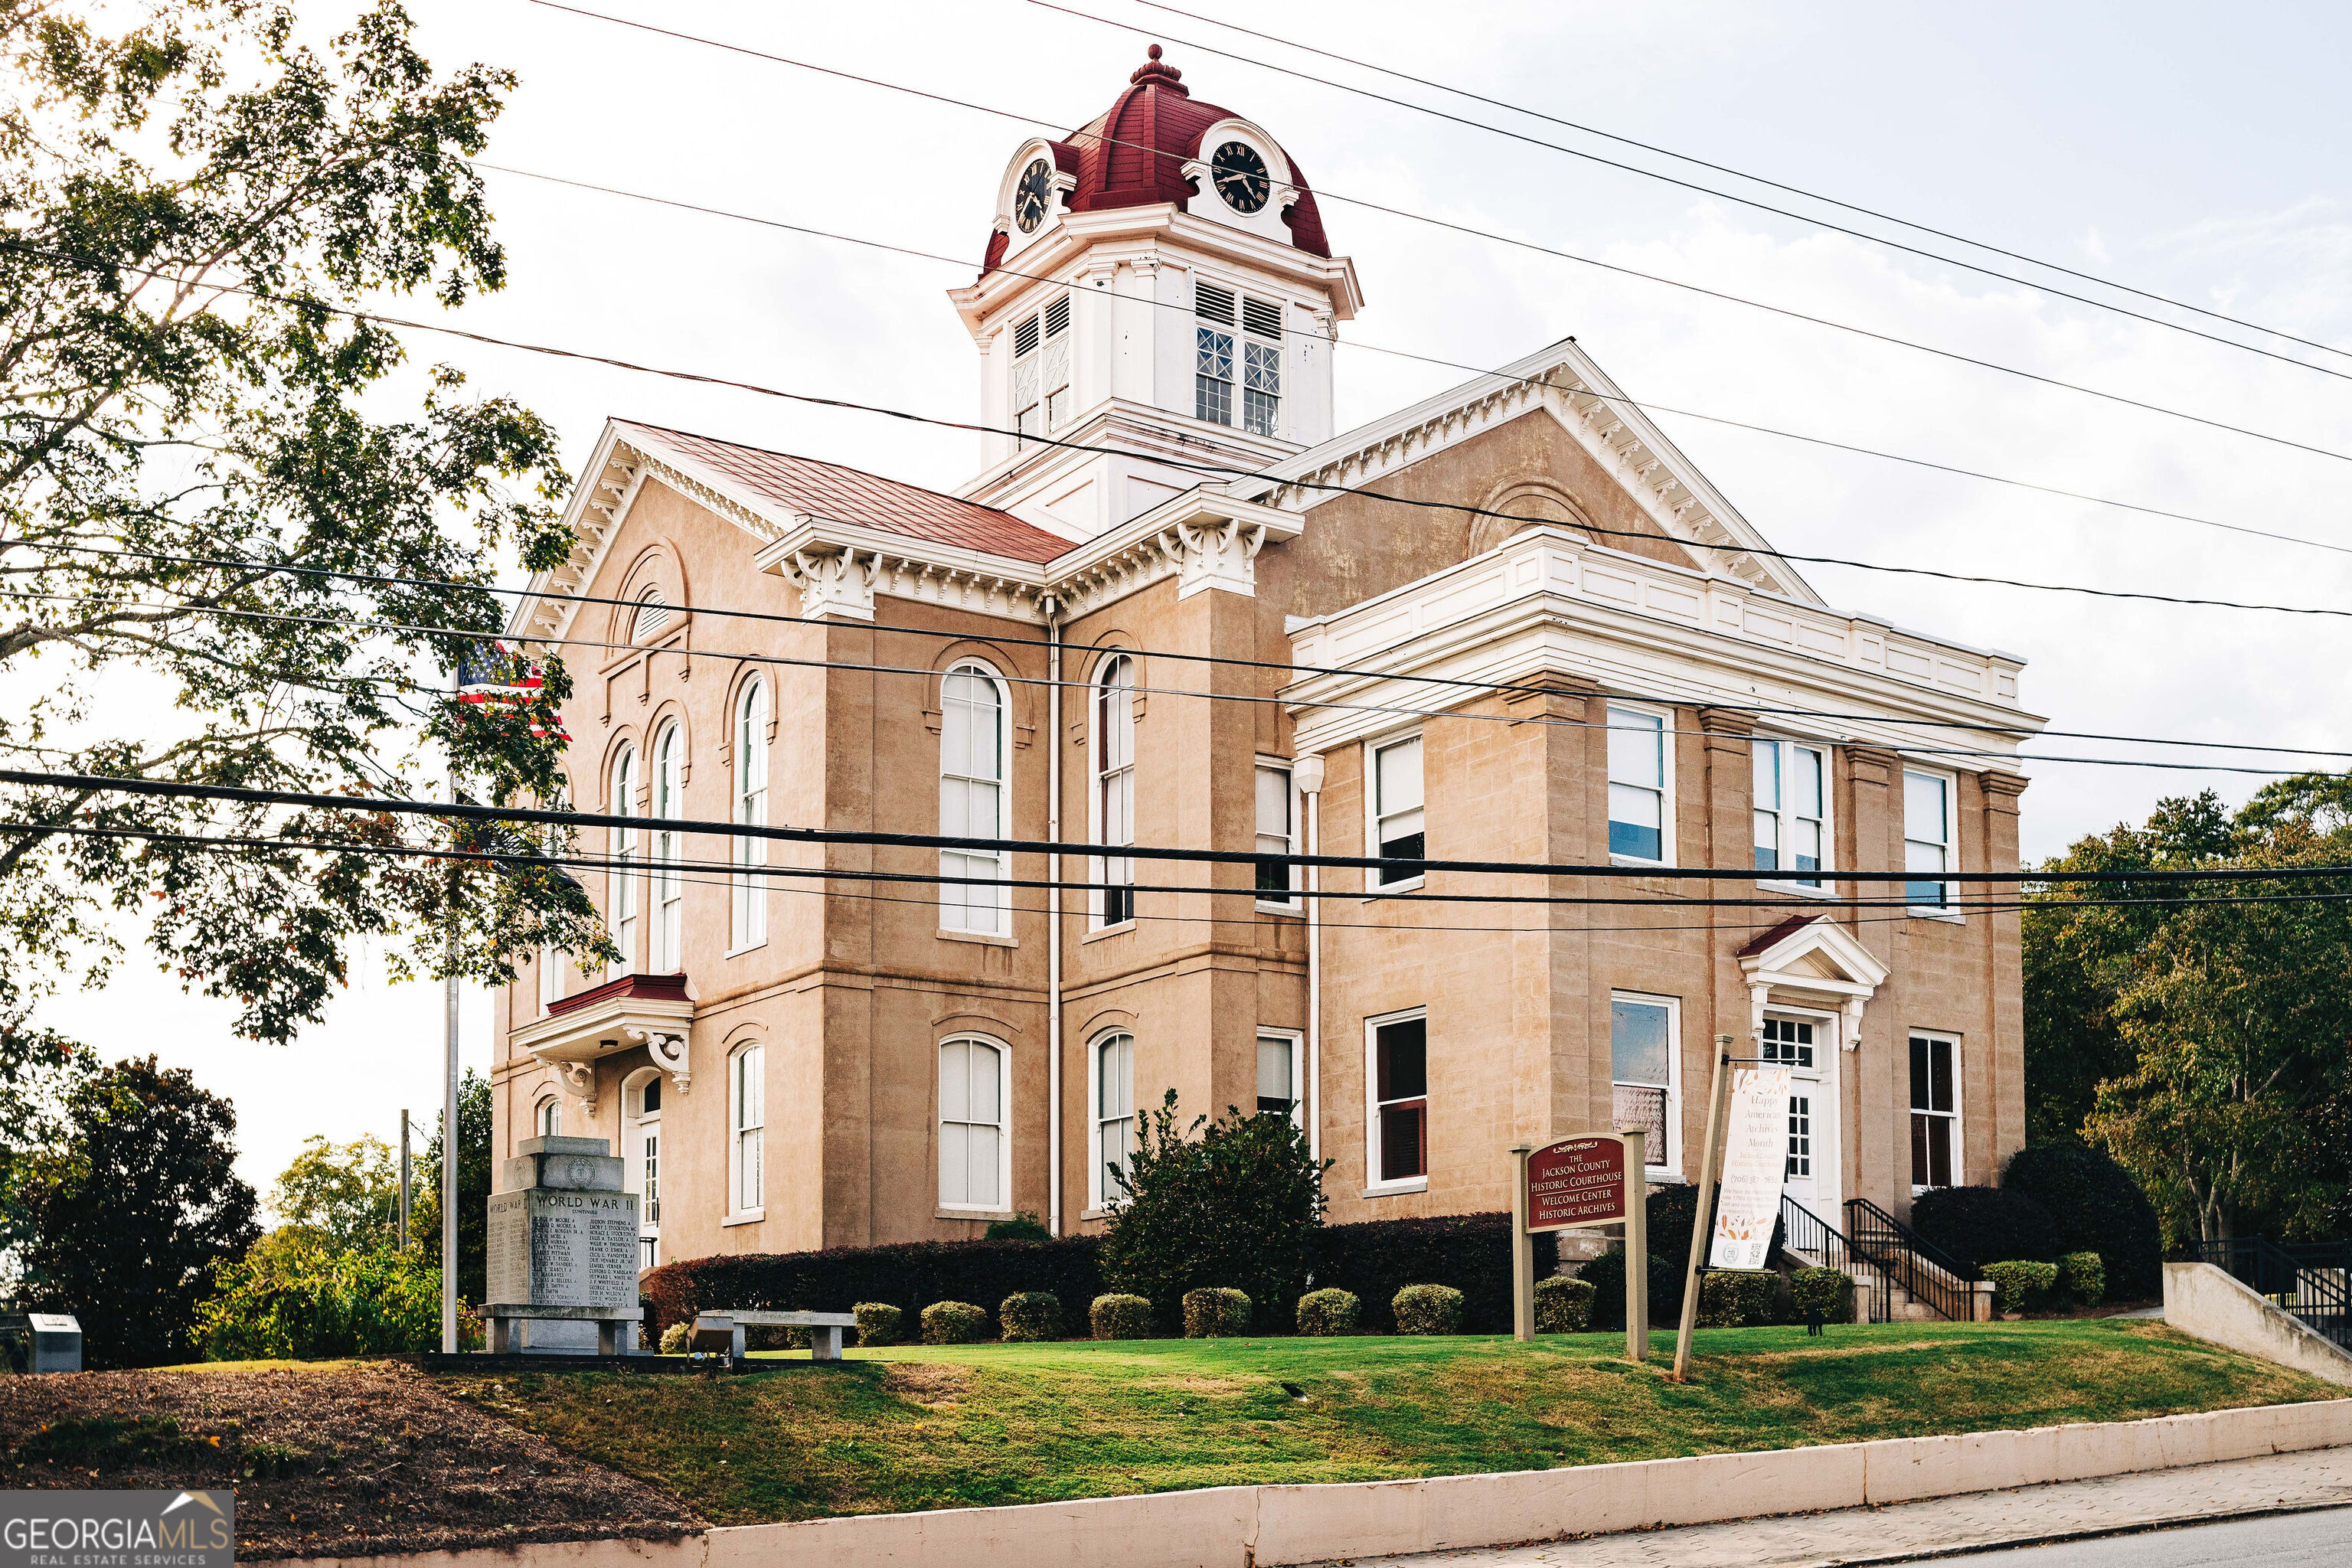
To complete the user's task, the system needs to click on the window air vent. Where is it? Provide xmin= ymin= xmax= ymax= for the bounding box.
xmin=1044 ymin=294 xmax=1070 ymax=336
xmin=632 ymin=589 xmax=671 ymax=640
xmin=1013 ymin=314 xmax=1041 ymax=358
xmin=1194 ymin=280 xmax=1236 ymax=325
xmin=1241 ymin=296 xmax=1282 ymax=341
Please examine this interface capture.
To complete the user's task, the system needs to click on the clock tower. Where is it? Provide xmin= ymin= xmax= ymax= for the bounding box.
xmin=948 ymin=47 xmax=1363 ymax=542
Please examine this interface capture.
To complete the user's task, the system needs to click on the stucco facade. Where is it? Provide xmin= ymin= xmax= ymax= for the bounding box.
xmin=492 ymin=50 xmax=2039 ymax=1278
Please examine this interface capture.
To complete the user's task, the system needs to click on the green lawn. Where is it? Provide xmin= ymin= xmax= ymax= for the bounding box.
xmin=444 ymin=1321 xmax=2341 ymax=1524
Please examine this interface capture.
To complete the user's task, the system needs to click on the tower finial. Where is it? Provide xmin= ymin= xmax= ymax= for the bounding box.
xmin=1129 ymin=44 xmax=1184 ymax=89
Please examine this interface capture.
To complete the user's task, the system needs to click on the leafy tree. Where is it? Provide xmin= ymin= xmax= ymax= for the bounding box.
xmin=1098 ymin=1093 xmax=1330 ymax=1326
xmin=413 ymin=1067 xmax=491 ymax=1305
xmin=195 ymin=1229 xmax=444 ymax=1361
xmin=0 ymin=0 xmax=611 ymax=1074
xmin=268 ymin=1132 xmax=398 ymax=1251
xmin=11 ymin=1056 xmax=258 ymax=1367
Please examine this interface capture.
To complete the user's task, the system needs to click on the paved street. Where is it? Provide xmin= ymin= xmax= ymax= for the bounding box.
xmin=1348 ymin=1444 xmax=2352 ymax=1567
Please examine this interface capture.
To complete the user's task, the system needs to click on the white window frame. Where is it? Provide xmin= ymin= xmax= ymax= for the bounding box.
xmin=1087 ymin=1029 xmax=1137 ymax=1210
xmin=1909 ymin=1030 xmax=1962 ymax=1193
xmin=730 ymin=679 xmax=769 ymax=954
xmin=937 ymin=1034 xmax=1012 ymax=1214
xmin=631 ymin=586 xmax=671 ymax=642
xmin=650 ymin=720 xmax=684 ymax=971
xmin=1609 ymin=991 xmax=1683 ymax=1181
xmin=629 ymin=1071 xmax=663 ymax=1266
xmin=1253 ymin=756 xmax=1300 ymax=911
xmin=1256 ymin=1028 xmax=1304 ymax=1128
xmin=1364 ymin=731 xmax=1426 ymax=894
xmin=728 ymin=1043 xmax=765 ymax=1217
xmin=1903 ymin=766 xmax=1961 ymax=919
xmin=940 ymin=660 xmax=1013 ymax=936
xmin=609 ymin=743 xmax=640 ymax=976
xmin=1364 ymin=1007 xmax=1430 ymax=1195
xmin=1089 ymin=653 xmax=1136 ymax=929
xmin=1011 ymin=297 xmax=1074 ymax=445
xmin=536 ymin=943 xmax=561 ymax=1014
xmin=533 ymin=1096 xmax=560 ymax=1138
xmin=1753 ymin=737 xmax=1834 ymax=896
xmin=1606 ymin=701 xmax=1675 ymax=867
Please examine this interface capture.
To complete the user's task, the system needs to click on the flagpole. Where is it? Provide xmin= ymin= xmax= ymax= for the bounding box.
xmin=443 ymin=659 xmax=461 ymax=1355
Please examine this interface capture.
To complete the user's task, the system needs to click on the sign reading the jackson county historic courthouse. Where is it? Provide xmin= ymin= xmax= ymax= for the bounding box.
xmin=487 ymin=1135 xmax=639 ymax=1309
xmin=3 ymin=1489 xmax=233 ymax=1568
xmin=1524 ymin=1135 xmax=1628 ymax=1231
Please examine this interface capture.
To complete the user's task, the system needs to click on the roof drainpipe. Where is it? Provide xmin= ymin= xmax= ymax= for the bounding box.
xmin=1045 ymin=594 xmax=1065 ymax=1238
xmin=1294 ymin=753 xmax=1327 ymax=1170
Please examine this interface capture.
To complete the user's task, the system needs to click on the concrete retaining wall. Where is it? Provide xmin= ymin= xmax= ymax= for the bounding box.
xmin=2164 ymin=1261 xmax=2352 ymax=1390
xmin=258 ymin=1397 xmax=2352 ymax=1568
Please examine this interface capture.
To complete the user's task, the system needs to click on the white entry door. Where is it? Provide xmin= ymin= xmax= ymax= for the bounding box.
xmin=1760 ymin=1015 xmax=1828 ymax=1217
xmin=627 ymin=1076 xmax=663 ymax=1270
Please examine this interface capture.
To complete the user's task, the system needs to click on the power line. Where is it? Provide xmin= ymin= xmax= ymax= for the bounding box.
xmin=1035 ymin=0 xmax=2352 ymax=382
xmin=1130 ymin=0 xmax=2352 ymax=371
xmin=522 ymin=1 xmax=2352 ymax=469
xmin=480 ymin=158 xmax=2352 ymax=564
xmin=38 ymin=541 xmax=2352 ymax=767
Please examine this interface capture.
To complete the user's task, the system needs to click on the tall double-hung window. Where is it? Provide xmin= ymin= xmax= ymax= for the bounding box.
xmin=1909 ymin=1033 xmax=1958 ymax=1188
xmin=651 ymin=721 xmax=684 ymax=971
xmin=1254 ymin=759 xmax=1298 ymax=906
xmin=1194 ymin=282 xmax=1283 ymax=436
xmin=732 ymin=679 xmax=769 ymax=950
xmin=1011 ymin=295 xmax=1072 ymax=446
xmin=938 ymin=1037 xmax=1007 ymax=1210
xmin=1368 ymin=1011 xmax=1429 ymax=1186
xmin=1093 ymin=1031 xmax=1136 ymax=1205
xmin=609 ymin=743 xmax=640 ymax=972
xmin=1606 ymin=705 xmax=1669 ymax=862
xmin=1093 ymin=655 xmax=1136 ymax=926
xmin=940 ymin=662 xmax=1010 ymax=935
xmin=730 ymin=1044 xmax=764 ymax=1214
xmin=1753 ymin=738 xmax=1828 ymax=887
xmin=1609 ymin=994 xmax=1676 ymax=1171
xmin=1370 ymin=733 xmax=1424 ymax=890
xmin=1904 ymin=769 xmax=1955 ymax=910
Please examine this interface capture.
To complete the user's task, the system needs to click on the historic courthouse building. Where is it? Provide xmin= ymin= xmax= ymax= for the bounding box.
xmin=494 ymin=48 xmax=2037 ymax=1275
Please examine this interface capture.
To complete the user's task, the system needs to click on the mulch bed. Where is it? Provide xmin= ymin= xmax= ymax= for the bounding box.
xmin=0 ymin=1362 xmax=704 ymax=1560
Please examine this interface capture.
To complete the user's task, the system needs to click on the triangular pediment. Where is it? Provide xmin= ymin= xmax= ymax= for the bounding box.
xmin=1737 ymin=913 xmax=1891 ymax=994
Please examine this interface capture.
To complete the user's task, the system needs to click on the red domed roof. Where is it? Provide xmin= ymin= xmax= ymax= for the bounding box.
xmin=983 ymin=47 xmax=1332 ymax=271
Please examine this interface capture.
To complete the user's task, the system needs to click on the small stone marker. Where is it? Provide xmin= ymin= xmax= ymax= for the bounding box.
xmin=485 ymin=1135 xmax=642 ymax=1354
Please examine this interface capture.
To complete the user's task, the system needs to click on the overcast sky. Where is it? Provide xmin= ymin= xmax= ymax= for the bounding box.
xmin=47 ymin=0 xmax=2352 ymax=1195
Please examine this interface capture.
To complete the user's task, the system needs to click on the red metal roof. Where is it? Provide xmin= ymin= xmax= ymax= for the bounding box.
xmin=982 ymin=47 xmax=1332 ymax=272
xmin=547 ymin=971 xmax=688 ymax=1017
xmin=619 ymin=421 xmax=1070 ymax=566
xmin=1734 ymin=913 xmax=1823 ymax=959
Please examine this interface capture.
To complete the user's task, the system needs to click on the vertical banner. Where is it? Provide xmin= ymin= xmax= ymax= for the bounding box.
xmin=1707 ymin=1065 xmax=1792 ymax=1271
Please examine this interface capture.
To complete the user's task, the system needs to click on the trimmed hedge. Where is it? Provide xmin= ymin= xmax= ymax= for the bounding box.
xmin=1790 ymin=1266 xmax=1855 ymax=1325
xmin=1184 ymin=1287 xmax=1253 ymax=1338
xmin=1000 ymin=1292 xmax=1061 ymax=1341
xmin=853 ymin=1302 xmax=903 ymax=1347
xmin=640 ymin=1235 xmax=1106 ymax=1334
xmin=1909 ymin=1187 xmax=2060 ymax=1273
xmin=1984 ymin=1259 xmax=2061 ymax=1315
xmin=1091 ymin=1293 xmax=1153 ymax=1340
xmin=1582 ymin=1248 xmax=1682 ymax=1331
xmin=1534 ymin=1274 xmax=1595 ymax=1334
xmin=2059 ymin=1251 xmax=2105 ymax=1308
xmin=1295 ymin=1288 xmax=1360 ymax=1336
xmin=2003 ymin=1145 xmax=2161 ymax=1298
xmin=1697 ymin=1269 xmax=1776 ymax=1328
xmin=1309 ymin=1213 xmax=1556 ymax=1333
xmin=1392 ymin=1283 xmax=1465 ymax=1335
xmin=921 ymin=1301 xmax=990 ymax=1344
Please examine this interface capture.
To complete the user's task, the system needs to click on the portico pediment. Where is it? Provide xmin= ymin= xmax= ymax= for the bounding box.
xmin=1736 ymin=914 xmax=1890 ymax=1050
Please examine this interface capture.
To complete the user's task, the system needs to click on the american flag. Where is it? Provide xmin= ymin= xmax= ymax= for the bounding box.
xmin=456 ymin=639 xmax=569 ymax=741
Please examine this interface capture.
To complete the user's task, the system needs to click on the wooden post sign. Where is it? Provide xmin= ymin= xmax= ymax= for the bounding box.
xmin=1513 ymin=1130 xmax=1648 ymax=1361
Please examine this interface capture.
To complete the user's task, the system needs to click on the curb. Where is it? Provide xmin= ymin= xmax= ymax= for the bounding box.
xmin=1838 ymin=1495 xmax=2352 ymax=1565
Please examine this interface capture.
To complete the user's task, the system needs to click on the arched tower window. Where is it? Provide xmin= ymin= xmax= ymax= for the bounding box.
xmin=609 ymin=743 xmax=640 ymax=973
xmin=939 ymin=662 xmax=1010 ymax=934
xmin=651 ymin=720 xmax=683 ymax=972
xmin=1093 ymin=654 xmax=1135 ymax=926
xmin=732 ymin=679 xmax=769 ymax=950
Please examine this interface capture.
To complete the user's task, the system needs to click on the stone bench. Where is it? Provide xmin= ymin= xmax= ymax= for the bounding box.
xmin=691 ymin=1309 xmax=860 ymax=1361
xmin=479 ymin=1302 xmax=644 ymax=1356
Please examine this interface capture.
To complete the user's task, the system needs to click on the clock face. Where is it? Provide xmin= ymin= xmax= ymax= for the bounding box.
xmin=1014 ymin=158 xmax=1053 ymax=234
xmin=1210 ymin=141 xmax=1271 ymax=214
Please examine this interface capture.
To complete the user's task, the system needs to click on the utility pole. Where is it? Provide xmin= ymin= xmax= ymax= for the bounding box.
xmin=398 ymin=1109 xmax=411 ymax=1251
xmin=443 ymin=665 xmax=462 ymax=1354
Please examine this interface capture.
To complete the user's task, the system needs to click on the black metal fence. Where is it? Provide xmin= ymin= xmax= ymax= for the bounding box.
xmin=1844 ymin=1196 xmax=1981 ymax=1322
xmin=2197 ymin=1237 xmax=2352 ymax=1350
xmin=1781 ymin=1194 xmax=1890 ymax=1324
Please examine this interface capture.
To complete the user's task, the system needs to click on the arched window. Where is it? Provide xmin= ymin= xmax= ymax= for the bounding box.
xmin=632 ymin=586 xmax=671 ymax=642
xmin=939 ymin=662 xmax=1009 ymax=934
xmin=1091 ymin=1031 xmax=1135 ymax=1207
xmin=651 ymin=721 xmax=683 ymax=972
xmin=534 ymin=1096 xmax=560 ymax=1138
xmin=938 ymin=1037 xmax=1008 ymax=1210
xmin=629 ymin=1073 xmax=662 ymax=1270
xmin=729 ymin=1043 xmax=765 ymax=1215
xmin=732 ymin=679 xmax=769 ymax=950
xmin=609 ymin=743 xmax=640 ymax=973
xmin=1093 ymin=655 xmax=1135 ymax=926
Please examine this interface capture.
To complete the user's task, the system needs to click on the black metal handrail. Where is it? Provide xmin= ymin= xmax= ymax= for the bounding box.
xmin=2198 ymin=1237 xmax=2351 ymax=1351
xmin=1781 ymin=1194 xmax=1890 ymax=1324
xmin=1844 ymin=1197 xmax=1980 ymax=1322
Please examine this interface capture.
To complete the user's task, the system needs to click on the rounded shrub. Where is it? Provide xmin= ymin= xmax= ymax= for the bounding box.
xmin=1091 ymin=1292 xmax=1155 ymax=1340
xmin=999 ymin=1291 xmax=1062 ymax=1342
xmin=2058 ymin=1252 xmax=2105 ymax=1308
xmin=1581 ymin=1249 xmax=1681 ymax=1331
xmin=1983 ymin=1259 xmax=2061 ymax=1315
xmin=1909 ymin=1186 xmax=2060 ymax=1273
xmin=920 ymin=1300 xmax=991 ymax=1344
xmin=854 ymin=1302 xmax=903 ymax=1348
xmin=658 ymin=1320 xmax=692 ymax=1354
xmin=1696 ymin=1269 xmax=1776 ymax=1328
xmin=1391 ymin=1283 xmax=1465 ymax=1335
xmin=1295 ymin=1288 xmax=1361 ymax=1336
xmin=984 ymin=1212 xmax=1052 ymax=1241
xmin=1534 ymin=1274 xmax=1595 ymax=1334
xmin=1789 ymin=1266 xmax=1855 ymax=1325
xmin=2002 ymin=1145 xmax=2161 ymax=1298
xmin=1184 ymin=1287 xmax=1253 ymax=1338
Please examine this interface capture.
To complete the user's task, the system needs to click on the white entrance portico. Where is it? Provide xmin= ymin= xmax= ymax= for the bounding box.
xmin=1735 ymin=915 xmax=1890 ymax=1224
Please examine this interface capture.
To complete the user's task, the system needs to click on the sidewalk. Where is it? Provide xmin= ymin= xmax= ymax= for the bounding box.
xmin=1346 ymin=1444 xmax=2352 ymax=1567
